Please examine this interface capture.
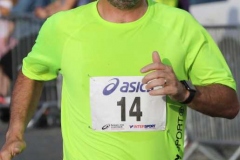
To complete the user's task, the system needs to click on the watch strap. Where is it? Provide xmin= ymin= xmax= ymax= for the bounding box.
xmin=180 ymin=80 xmax=196 ymax=104
xmin=180 ymin=90 xmax=195 ymax=104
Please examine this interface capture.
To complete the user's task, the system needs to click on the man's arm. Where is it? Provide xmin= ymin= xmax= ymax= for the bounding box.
xmin=141 ymin=51 xmax=240 ymax=119
xmin=0 ymin=70 xmax=44 ymax=160
xmin=34 ymin=0 xmax=77 ymax=19
xmin=188 ymin=84 xmax=239 ymax=119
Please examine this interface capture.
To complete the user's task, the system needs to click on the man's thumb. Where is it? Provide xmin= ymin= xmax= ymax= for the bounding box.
xmin=12 ymin=142 xmax=25 ymax=156
xmin=152 ymin=51 xmax=161 ymax=63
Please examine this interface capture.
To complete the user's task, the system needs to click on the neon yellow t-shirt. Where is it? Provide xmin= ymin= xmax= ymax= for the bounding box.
xmin=22 ymin=1 xmax=236 ymax=160
xmin=154 ymin=0 xmax=178 ymax=7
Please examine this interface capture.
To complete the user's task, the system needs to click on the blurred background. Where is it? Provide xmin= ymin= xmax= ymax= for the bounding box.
xmin=0 ymin=0 xmax=240 ymax=160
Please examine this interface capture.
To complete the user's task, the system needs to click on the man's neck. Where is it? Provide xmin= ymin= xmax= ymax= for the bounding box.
xmin=97 ymin=0 xmax=148 ymax=23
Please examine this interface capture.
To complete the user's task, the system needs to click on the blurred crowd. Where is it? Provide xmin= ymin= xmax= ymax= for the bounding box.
xmin=0 ymin=0 xmax=91 ymax=104
xmin=0 ymin=0 xmax=189 ymax=104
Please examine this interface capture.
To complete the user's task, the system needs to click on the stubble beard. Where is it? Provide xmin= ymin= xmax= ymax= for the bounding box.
xmin=107 ymin=0 xmax=141 ymax=10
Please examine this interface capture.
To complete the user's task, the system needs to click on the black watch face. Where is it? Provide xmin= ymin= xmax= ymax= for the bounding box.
xmin=183 ymin=81 xmax=196 ymax=92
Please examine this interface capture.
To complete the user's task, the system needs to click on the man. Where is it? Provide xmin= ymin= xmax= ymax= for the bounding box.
xmin=0 ymin=0 xmax=239 ymax=159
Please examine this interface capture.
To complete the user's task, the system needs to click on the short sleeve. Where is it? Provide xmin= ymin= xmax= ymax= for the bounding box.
xmin=183 ymin=14 xmax=236 ymax=90
xmin=22 ymin=14 xmax=64 ymax=81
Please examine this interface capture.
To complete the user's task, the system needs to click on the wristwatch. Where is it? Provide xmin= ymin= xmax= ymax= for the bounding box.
xmin=180 ymin=80 xmax=196 ymax=104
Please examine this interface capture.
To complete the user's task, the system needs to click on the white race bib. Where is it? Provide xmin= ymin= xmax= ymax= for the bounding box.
xmin=90 ymin=76 xmax=166 ymax=132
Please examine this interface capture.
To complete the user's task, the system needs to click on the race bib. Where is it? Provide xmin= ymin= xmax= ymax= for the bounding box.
xmin=90 ymin=76 xmax=166 ymax=132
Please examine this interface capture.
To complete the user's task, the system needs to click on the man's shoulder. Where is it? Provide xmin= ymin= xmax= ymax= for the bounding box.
xmin=152 ymin=2 xmax=190 ymax=19
xmin=150 ymin=2 xmax=197 ymax=29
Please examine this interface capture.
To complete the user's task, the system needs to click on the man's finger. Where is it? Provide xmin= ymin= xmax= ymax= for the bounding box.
xmin=12 ymin=141 xmax=26 ymax=156
xmin=12 ymin=147 xmax=21 ymax=156
xmin=152 ymin=51 xmax=162 ymax=63
xmin=141 ymin=51 xmax=164 ymax=73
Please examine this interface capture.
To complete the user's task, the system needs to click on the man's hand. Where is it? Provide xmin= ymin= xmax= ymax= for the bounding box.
xmin=141 ymin=51 xmax=188 ymax=102
xmin=34 ymin=7 xmax=48 ymax=19
xmin=140 ymin=52 xmax=239 ymax=118
xmin=0 ymin=137 xmax=26 ymax=160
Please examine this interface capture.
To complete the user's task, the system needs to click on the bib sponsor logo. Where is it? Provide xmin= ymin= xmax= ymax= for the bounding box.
xmin=102 ymin=78 xmax=148 ymax=96
xmin=101 ymin=124 xmax=125 ymax=130
xmin=102 ymin=124 xmax=110 ymax=130
xmin=129 ymin=124 xmax=156 ymax=129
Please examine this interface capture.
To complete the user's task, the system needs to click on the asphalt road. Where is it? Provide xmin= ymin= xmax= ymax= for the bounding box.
xmin=1 ymin=120 xmax=240 ymax=160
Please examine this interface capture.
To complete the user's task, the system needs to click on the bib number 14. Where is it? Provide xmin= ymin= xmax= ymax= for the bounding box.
xmin=117 ymin=97 xmax=143 ymax=122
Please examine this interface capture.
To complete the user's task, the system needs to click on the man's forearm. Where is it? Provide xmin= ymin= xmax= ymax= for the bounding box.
xmin=188 ymin=84 xmax=240 ymax=119
xmin=7 ymin=70 xmax=44 ymax=137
